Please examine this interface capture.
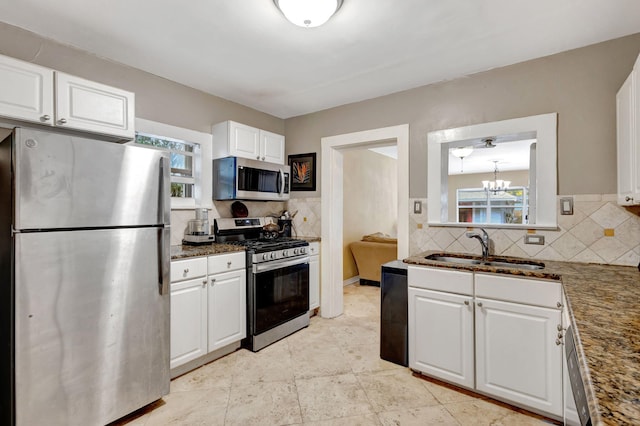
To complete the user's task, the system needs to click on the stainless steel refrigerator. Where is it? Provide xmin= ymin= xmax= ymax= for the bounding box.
xmin=0 ymin=127 xmax=171 ymax=425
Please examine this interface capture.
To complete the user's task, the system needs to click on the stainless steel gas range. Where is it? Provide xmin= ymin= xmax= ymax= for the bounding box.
xmin=214 ymin=218 xmax=310 ymax=351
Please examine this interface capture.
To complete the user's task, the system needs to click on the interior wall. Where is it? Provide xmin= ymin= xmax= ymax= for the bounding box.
xmin=342 ymin=149 xmax=398 ymax=280
xmin=285 ymin=33 xmax=640 ymax=197
xmin=0 ymin=22 xmax=284 ymax=135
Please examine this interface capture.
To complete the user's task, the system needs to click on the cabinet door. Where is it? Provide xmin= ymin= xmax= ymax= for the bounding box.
xmin=260 ymin=130 xmax=285 ymax=164
xmin=309 ymin=254 xmax=320 ymax=310
xmin=0 ymin=55 xmax=54 ymax=125
xmin=55 ymin=72 xmax=135 ymax=139
xmin=475 ymin=297 xmax=563 ymax=417
xmin=229 ymin=121 xmax=260 ymax=160
xmin=170 ymin=277 xmax=208 ymax=369
xmin=617 ymin=73 xmax=636 ymax=205
xmin=207 ymin=269 xmax=247 ymax=352
xmin=408 ymin=287 xmax=474 ymax=389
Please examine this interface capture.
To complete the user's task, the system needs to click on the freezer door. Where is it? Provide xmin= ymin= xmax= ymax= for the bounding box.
xmin=14 ymin=127 xmax=170 ymax=230
xmin=14 ymin=228 xmax=170 ymax=426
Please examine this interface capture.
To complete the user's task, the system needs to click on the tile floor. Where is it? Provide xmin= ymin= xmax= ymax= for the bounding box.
xmin=114 ymin=283 xmax=556 ymax=426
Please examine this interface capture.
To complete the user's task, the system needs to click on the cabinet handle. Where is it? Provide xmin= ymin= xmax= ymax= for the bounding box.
xmin=41 ymin=115 xmax=50 ymax=122
xmin=211 ymin=278 xmax=216 ymax=285
xmin=557 ymin=332 xmax=564 ymax=339
xmin=261 ymin=156 xmax=265 ymax=161
xmin=202 ymin=280 xmax=207 ymax=287
xmin=464 ymin=300 xmax=470 ymax=306
xmin=555 ymin=339 xmax=562 ymax=346
xmin=227 ymin=261 xmax=232 ymax=268
xmin=477 ymin=302 xmax=483 ymax=307
xmin=256 ymin=155 xmax=260 ymax=160
xmin=556 ymin=302 xmax=563 ymax=308
xmin=625 ymin=196 xmax=634 ymax=202
xmin=557 ymin=324 xmax=563 ymax=331
xmin=183 ymin=268 xmax=189 ymax=275
xmin=57 ymin=118 xmax=67 ymax=125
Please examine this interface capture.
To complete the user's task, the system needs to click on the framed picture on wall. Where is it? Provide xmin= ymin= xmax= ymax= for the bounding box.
xmin=288 ymin=152 xmax=317 ymax=191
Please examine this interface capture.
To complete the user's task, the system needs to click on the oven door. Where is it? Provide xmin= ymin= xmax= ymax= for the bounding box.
xmin=251 ymin=257 xmax=309 ymax=335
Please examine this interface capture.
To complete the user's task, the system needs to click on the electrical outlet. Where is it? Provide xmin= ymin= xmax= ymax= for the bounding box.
xmin=560 ymin=197 xmax=574 ymax=215
xmin=413 ymin=201 xmax=422 ymax=214
xmin=524 ymin=234 xmax=545 ymax=245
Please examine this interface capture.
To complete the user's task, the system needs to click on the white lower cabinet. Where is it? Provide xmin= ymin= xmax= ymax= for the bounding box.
xmin=170 ymin=252 xmax=246 ymax=372
xmin=309 ymin=241 xmax=320 ymax=310
xmin=408 ymin=287 xmax=474 ymax=388
xmin=475 ymin=297 xmax=563 ymax=416
xmin=170 ymin=276 xmax=208 ymax=369
xmin=408 ymin=266 xmax=564 ymax=419
xmin=207 ymin=269 xmax=246 ymax=352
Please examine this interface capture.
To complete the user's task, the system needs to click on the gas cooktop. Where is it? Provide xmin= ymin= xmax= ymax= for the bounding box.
xmin=223 ymin=237 xmax=308 ymax=253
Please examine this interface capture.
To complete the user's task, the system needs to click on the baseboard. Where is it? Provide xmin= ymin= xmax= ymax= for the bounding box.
xmin=343 ymin=276 xmax=360 ymax=286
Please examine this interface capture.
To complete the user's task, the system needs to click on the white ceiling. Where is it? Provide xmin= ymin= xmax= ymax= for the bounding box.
xmin=448 ymin=139 xmax=534 ymax=175
xmin=2 ymin=0 xmax=640 ymax=118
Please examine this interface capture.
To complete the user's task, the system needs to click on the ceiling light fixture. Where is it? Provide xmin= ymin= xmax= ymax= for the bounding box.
xmin=274 ymin=0 xmax=343 ymax=28
xmin=450 ymin=146 xmax=473 ymax=172
xmin=483 ymin=160 xmax=510 ymax=193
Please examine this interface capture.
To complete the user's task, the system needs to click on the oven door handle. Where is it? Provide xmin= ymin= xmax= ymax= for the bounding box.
xmin=278 ymin=169 xmax=285 ymax=196
xmin=253 ymin=256 xmax=310 ymax=273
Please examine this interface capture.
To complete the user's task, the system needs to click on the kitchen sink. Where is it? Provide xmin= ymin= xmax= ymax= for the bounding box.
xmin=424 ymin=253 xmax=545 ymax=270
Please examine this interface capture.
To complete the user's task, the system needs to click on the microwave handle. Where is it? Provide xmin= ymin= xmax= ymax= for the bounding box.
xmin=279 ymin=169 xmax=285 ymax=195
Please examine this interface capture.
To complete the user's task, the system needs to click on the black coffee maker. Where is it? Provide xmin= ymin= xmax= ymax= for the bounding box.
xmin=278 ymin=219 xmax=293 ymax=237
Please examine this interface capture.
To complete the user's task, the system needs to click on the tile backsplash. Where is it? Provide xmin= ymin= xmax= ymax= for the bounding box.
xmin=409 ymin=194 xmax=640 ymax=267
xmin=172 ymin=194 xmax=640 ymax=267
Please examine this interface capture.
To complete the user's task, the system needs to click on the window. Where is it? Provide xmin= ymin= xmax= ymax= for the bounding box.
xmin=457 ymin=187 xmax=528 ymax=224
xmin=135 ymin=132 xmax=200 ymax=200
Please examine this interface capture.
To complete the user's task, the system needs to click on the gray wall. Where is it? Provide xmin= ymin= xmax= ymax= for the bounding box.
xmin=285 ymin=33 xmax=640 ymax=198
xmin=0 ymin=22 xmax=284 ymax=135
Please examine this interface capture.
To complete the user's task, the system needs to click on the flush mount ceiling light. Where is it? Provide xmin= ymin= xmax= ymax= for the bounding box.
xmin=274 ymin=0 xmax=343 ymax=28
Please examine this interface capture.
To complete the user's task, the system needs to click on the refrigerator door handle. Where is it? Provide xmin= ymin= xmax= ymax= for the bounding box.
xmin=158 ymin=155 xmax=171 ymax=225
xmin=158 ymin=227 xmax=170 ymax=295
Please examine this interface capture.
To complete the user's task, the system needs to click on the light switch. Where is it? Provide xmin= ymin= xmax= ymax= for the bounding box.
xmin=413 ymin=200 xmax=422 ymax=214
xmin=560 ymin=197 xmax=573 ymax=215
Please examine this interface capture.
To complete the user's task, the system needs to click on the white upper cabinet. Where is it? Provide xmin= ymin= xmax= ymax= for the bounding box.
xmin=55 ymin=72 xmax=135 ymax=139
xmin=617 ymin=53 xmax=640 ymax=205
xmin=213 ymin=120 xmax=285 ymax=164
xmin=0 ymin=54 xmax=135 ymax=140
xmin=0 ymin=55 xmax=54 ymax=124
xmin=260 ymin=129 xmax=285 ymax=164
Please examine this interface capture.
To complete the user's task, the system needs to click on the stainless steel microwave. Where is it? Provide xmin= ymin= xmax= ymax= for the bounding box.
xmin=213 ymin=157 xmax=290 ymax=201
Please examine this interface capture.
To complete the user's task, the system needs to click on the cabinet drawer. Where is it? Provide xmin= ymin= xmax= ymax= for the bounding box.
xmin=208 ymin=251 xmax=246 ymax=273
xmin=475 ymin=273 xmax=562 ymax=308
xmin=408 ymin=266 xmax=473 ymax=295
xmin=171 ymin=257 xmax=207 ymax=282
xmin=308 ymin=241 xmax=320 ymax=256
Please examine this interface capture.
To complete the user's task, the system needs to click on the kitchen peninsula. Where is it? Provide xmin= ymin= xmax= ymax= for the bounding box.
xmin=404 ymin=252 xmax=640 ymax=426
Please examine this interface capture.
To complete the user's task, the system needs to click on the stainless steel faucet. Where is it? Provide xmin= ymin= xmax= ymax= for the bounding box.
xmin=466 ymin=228 xmax=490 ymax=262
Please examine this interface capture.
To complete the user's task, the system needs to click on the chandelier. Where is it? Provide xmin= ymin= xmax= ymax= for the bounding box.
xmin=483 ymin=161 xmax=510 ymax=193
xmin=274 ymin=0 xmax=343 ymax=28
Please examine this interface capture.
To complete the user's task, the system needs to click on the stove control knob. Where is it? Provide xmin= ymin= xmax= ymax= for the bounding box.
xmin=262 ymin=254 xmax=268 ymax=260
xmin=293 ymin=248 xmax=299 ymax=255
xmin=283 ymin=250 xmax=289 ymax=256
xmin=270 ymin=252 xmax=276 ymax=259
xmin=300 ymin=247 xmax=307 ymax=254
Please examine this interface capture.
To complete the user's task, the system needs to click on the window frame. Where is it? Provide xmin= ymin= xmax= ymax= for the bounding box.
xmin=133 ymin=118 xmax=213 ymax=210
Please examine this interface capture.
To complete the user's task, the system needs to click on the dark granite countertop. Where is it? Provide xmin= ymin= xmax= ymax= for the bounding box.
xmin=170 ymin=243 xmax=245 ymax=260
xmin=404 ymin=251 xmax=640 ymax=426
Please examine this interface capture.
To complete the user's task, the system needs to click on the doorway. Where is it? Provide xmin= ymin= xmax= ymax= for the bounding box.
xmin=320 ymin=125 xmax=410 ymax=318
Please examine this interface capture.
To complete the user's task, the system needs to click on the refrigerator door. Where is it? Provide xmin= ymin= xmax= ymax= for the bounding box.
xmin=14 ymin=227 xmax=170 ymax=426
xmin=14 ymin=127 xmax=170 ymax=230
